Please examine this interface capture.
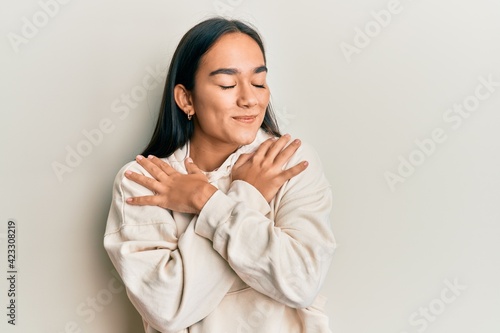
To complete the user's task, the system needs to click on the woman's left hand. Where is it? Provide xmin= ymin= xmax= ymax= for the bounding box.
xmin=124 ymin=155 xmax=217 ymax=214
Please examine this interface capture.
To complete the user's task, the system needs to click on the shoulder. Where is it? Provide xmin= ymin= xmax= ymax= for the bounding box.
xmin=113 ymin=154 xmax=180 ymax=186
xmin=110 ymin=161 xmax=146 ymax=199
xmin=114 ymin=160 xmax=150 ymax=183
xmin=286 ymin=139 xmax=327 ymax=177
xmin=280 ymin=139 xmax=331 ymax=199
xmin=111 ymin=159 xmax=168 ymax=197
xmin=247 ymin=130 xmax=329 ymax=188
xmin=252 ymin=130 xmax=324 ymax=165
xmin=291 ymin=140 xmax=324 ymax=167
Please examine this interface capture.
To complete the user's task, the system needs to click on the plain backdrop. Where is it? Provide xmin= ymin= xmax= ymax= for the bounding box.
xmin=1 ymin=0 xmax=499 ymax=332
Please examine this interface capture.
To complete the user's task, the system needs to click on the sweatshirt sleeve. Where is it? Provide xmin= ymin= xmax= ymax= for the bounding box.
xmin=194 ymin=143 xmax=337 ymax=309
xmin=103 ymin=161 xmax=236 ymax=333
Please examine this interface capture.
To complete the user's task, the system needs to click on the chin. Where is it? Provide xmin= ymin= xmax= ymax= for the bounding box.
xmin=235 ymin=131 xmax=258 ymax=146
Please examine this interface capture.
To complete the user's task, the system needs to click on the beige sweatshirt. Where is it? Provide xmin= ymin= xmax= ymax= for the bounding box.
xmin=104 ymin=129 xmax=337 ymax=332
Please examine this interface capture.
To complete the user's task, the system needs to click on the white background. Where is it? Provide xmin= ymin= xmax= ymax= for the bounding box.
xmin=1 ymin=0 xmax=499 ymax=332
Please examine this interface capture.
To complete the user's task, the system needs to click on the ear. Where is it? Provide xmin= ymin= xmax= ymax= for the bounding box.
xmin=174 ymin=84 xmax=194 ymax=117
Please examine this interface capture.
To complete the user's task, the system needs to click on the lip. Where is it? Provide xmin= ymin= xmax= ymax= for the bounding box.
xmin=232 ymin=115 xmax=257 ymax=123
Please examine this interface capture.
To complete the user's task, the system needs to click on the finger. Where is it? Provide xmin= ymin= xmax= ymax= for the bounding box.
xmin=135 ymin=155 xmax=168 ymax=181
xmin=265 ymin=134 xmax=292 ymax=159
xmin=147 ymin=155 xmax=176 ymax=176
xmin=252 ymin=137 xmax=277 ymax=158
xmin=233 ymin=152 xmax=254 ymax=169
xmin=184 ymin=157 xmax=204 ymax=174
xmin=274 ymin=138 xmax=302 ymax=166
xmin=125 ymin=170 xmax=161 ymax=193
xmin=279 ymin=160 xmax=308 ymax=181
xmin=126 ymin=195 xmax=161 ymax=206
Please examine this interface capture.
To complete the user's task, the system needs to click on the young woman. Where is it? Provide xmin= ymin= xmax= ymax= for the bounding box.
xmin=104 ymin=17 xmax=336 ymax=333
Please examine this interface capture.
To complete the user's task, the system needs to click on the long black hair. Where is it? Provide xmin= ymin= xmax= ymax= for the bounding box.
xmin=141 ymin=17 xmax=281 ymax=158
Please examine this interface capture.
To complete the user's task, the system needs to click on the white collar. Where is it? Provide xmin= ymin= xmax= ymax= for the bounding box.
xmin=167 ymin=128 xmax=274 ymax=180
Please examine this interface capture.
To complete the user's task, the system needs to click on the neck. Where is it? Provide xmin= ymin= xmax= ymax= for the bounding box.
xmin=189 ymin=133 xmax=239 ymax=172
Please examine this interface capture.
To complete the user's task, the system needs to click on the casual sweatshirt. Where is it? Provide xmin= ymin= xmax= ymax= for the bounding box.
xmin=104 ymin=128 xmax=337 ymax=333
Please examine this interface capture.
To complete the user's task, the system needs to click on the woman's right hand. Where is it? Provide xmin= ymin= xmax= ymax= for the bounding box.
xmin=125 ymin=155 xmax=217 ymax=214
xmin=231 ymin=134 xmax=309 ymax=202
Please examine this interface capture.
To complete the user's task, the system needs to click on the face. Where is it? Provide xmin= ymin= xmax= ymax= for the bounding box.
xmin=188 ymin=32 xmax=270 ymax=149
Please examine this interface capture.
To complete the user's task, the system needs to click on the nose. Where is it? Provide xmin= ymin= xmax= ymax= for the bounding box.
xmin=236 ymin=83 xmax=258 ymax=108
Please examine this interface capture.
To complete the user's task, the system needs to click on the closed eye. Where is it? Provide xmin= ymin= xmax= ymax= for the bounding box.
xmin=219 ymin=84 xmax=266 ymax=90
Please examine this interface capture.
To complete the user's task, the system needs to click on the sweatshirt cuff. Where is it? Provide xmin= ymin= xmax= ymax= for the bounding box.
xmin=226 ymin=180 xmax=271 ymax=216
xmin=195 ymin=190 xmax=234 ymax=241
xmin=194 ymin=181 xmax=271 ymax=241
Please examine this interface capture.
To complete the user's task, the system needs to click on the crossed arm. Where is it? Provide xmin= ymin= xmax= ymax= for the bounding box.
xmin=124 ymin=134 xmax=308 ymax=213
xmin=104 ymin=135 xmax=335 ymax=332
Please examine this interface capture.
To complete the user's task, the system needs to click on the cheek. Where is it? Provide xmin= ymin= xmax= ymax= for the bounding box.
xmin=192 ymin=98 xmax=231 ymax=126
xmin=194 ymin=88 xmax=235 ymax=113
xmin=259 ymin=89 xmax=271 ymax=105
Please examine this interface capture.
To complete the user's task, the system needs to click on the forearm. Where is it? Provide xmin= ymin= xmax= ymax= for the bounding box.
xmin=195 ymin=181 xmax=336 ymax=308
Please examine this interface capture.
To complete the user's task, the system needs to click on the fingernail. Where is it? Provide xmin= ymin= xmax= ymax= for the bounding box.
xmin=136 ymin=155 xmax=143 ymax=161
xmin=186 ymin=157 xmax=193 ymax=163
xmin=148 ymin=155 xmax=154 ymax=159
xmin=126 ymin=198 xmax=132 ymax=203
xmin=303 ymin=161 xmax=309 ymax=167
xmin=294 ymin=139 xmax=301 ymax=144
xmin=125 ymin=171 xmax=132 ymax=176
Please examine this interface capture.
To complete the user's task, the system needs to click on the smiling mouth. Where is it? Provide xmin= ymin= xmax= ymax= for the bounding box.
xmin=232 ymin=116 xmax=257 ymax=123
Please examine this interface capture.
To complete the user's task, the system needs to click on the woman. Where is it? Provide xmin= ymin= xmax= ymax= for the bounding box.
xmin=104 ymin=17 xmax=336 ymax=333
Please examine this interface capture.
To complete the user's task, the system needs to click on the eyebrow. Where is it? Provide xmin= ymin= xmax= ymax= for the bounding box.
xmin=209 ymin=65 xmax=268 ymax=76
